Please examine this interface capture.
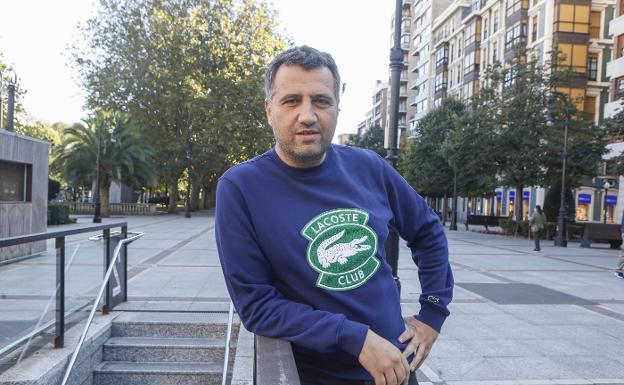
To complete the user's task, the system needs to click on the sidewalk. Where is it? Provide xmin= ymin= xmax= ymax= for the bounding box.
xmin=1 ymin=212 xmax=623 ymax=384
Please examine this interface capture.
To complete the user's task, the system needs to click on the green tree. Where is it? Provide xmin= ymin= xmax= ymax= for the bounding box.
xmin=72 ymin=0 xmax=286 ymax=212
xmin=483 ymin=54 xmax=551 ymax=224
xmin=348 ymin=124 xmax=385 ymax=157
xmin=52 ymin=111 xmax=156 ymax=217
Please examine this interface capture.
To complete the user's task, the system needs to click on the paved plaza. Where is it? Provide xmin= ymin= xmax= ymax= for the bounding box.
xmin=1 ymin=211 xmax=624 ymax=384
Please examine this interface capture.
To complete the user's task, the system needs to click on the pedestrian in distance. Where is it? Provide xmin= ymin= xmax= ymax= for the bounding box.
xmin=616 ymin=213 xmax=624 ymax=279
xmin=529 ymin=205 xmax=546 ymax=251
xmin=215 ymin=46 xmax=454 ymax=385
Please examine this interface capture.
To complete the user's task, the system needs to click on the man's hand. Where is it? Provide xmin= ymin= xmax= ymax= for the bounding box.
xmin=398 ymin=316 xmax=439 ymax=371
xmin=359 ymin=329 xmax=411 ymax=385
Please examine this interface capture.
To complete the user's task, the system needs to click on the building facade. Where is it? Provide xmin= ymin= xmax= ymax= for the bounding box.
xmin=356 ymin=80 xmax=389 ymax=136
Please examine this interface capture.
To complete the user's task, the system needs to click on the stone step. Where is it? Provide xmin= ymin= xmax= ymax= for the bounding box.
xmin=93 ymin=361 xmax=224 ymax=385
xmin=111 ymin=312 xmax=239 ymax=338
xmin=103 ymin=336 xmax=236 ymax=363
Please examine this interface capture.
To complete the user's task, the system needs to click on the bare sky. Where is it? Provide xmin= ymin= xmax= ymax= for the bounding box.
xmin=0 ymin=0 xmax=394 ymax=135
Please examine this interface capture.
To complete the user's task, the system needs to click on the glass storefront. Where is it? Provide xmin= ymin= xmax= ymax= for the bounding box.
xmin=576 ymin=193 xmax=591 ymax=221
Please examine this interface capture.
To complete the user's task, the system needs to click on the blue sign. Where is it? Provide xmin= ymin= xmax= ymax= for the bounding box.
xmin=523 ymin=191 xmax=530 ymax=200
xmin=496 ymin=191 xmax=502 ymax=200
xmin=509 ymin=191 xmax=515 ymax=201
xmin=578 ymin=194 xmax=592 ymax=204
xmin=606 ymin=195 xmax=617 ymax=205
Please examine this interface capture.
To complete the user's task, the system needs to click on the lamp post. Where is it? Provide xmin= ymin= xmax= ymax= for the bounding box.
xmin=450 ymin=166 xmax=458 ymax=230
xmin=384 ymin=0 xmax=404 ymax=293
xmin=93 ymin=121 xmax=103 ymax=223
xmin=603 ymin=180 xmax=610 ymax=224
xmin=546 ymin=92 xmax=570 ymax=247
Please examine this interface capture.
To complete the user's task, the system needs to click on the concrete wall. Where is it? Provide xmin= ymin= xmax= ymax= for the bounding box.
xmin=0 ymin=129 xmax=49 ymax=262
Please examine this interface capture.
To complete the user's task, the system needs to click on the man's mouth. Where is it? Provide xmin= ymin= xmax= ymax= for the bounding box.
xmin=297 ymin=130 xmax=320 ymax=136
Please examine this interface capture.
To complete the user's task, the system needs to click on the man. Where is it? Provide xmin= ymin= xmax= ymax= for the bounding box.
xmin=216 ymin=46 xmax=453 ymax=385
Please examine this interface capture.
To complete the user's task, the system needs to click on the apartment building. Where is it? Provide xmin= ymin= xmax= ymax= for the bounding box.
xmin=409 ymin=0 xmax=455 ymax=135
xmin=356 ymin=80 xmax=389 ymax=136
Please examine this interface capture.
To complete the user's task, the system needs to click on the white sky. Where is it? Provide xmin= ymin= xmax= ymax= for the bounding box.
xmin=0 ymin=0 xmax=395 ymax=135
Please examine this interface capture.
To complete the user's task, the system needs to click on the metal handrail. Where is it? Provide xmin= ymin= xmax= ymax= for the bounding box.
xmin=0 ymin=222 xmax=128 ymax=247
xmin=222 ymin=301 xmax=234 ymax=385
xmin=59 ymin=231 xmax=144 ymax=385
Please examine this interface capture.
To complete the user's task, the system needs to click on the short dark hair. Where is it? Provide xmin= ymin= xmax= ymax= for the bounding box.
xmin=264 ymin=45 xmax=341 ymax=102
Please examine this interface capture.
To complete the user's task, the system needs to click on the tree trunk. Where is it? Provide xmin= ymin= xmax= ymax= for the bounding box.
xmin=100 ymin=183 xmax=111 ymax=218
xmin=204 ymin=181 xmax=217 ymax=208
xmin=168 ymin=182 xmax=178 ymax=214
xmin=192 ymin=179 xmax=201 ymax=211
xmin=202 ymin=184 xmax=210 ymax=209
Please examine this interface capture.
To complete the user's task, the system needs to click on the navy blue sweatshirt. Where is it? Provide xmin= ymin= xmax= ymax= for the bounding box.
xmin=215 ymin=144 xmax=453 ymax=380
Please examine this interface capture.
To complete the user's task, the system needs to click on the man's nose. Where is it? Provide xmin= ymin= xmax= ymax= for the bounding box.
xmin=297 ymin=100 xmax=318 ymax=126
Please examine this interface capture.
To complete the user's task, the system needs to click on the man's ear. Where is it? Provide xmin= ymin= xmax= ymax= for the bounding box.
xmin=264 ymin=99 xmax=272 ymax=125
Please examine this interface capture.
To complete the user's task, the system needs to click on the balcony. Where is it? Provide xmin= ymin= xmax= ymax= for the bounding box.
xmin=605 ymin=100 xmax=623 ymax=119
xmin=403 ymin=0 xmax=412 ymax=6
xmin=410 ymin=80 xmax=419 ymax=90
xmin=610 ymin=14 xmax=624 ymax=38
xmin=607 ymin=56 xmax=624 ymax=80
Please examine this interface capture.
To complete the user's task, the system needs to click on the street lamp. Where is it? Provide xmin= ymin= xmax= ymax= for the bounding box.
xmin=604 ymin=180 xmax=610 ymax=224
xmin=450 ymin=166 xmax=458 ymax=231
xmin=93 ymin=120 xmax=103 ymax=223
xmin=383 ymin=0 xmax=404 ymax=293
xmin=546 ymin=92 xmax=570 ymax=247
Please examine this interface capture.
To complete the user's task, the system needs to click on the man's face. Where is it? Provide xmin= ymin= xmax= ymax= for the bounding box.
xmin=265 ymin=64 xmax=339 ymax=168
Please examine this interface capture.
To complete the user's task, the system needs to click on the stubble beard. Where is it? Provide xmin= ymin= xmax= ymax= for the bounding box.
xmin=276 ymin=137 xmax=331 ymax=168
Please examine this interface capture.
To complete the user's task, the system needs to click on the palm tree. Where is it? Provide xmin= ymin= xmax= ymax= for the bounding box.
xmin=53 ymin=111 xmax=156 ymax=217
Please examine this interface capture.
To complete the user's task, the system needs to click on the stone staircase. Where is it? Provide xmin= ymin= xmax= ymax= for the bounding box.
xmin=93 ymin=312 xmax=237 ymax=385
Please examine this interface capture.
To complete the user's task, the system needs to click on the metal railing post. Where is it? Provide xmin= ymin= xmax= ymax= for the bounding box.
xmin=122 ymin=225 xmax=128 ymax=302
xmin=102 ymin=229 xmax=111 ymax=314
xmin=55 ymin=236 xmax=65 ymax=348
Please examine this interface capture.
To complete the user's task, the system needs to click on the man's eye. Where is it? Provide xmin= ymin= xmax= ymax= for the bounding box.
xmin=315 ymin=99 xmax=332 ymax=106
xmin=283 ymin=99 xmax=298 ymax=105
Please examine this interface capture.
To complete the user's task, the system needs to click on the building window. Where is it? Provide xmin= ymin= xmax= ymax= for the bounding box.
xmin=483 ymin=17 xmax=489 ymax=39
xmin=554 ymin=4 xmax=590 ymax=34
xmin=618 ymin=78 xmax=624 ymax=96
xmin=0 ymin=160 xmax=31 ymax=202
xmin=531 ymin=15 xmax=538 ymax=42
xmin=589 ymin=11 xmax=601 ymax=39
xmin=556 ymin=87 xmax=585 ymax=110
xmin=436 ymin=46 xmax=449 ymax=67
xmin=503 ymin=68 xmax=517 ymax=89
xmin=587 ymin=53 xmax=598 ymax=80
xmin=493 ymin=10 xmax=499 ymax=32
xmin=465 ymin=20 xmax=482 ymax=47
xmin=558 ymin=43 xmax=588 ymax=74
xmin=464 ymin=50 xmax=480 ymax=76
xmin=584 ymin=95 xmax=596 ymax=122
xmin=435 ymin=72 xmax=448 ymax=92
xmin=492 ymin=41 xmax=498 ymax=63
xmin=506 ymin=0 xmax=528 ymax=17
xmin=505 ymin=21 xmax=528 ymax=49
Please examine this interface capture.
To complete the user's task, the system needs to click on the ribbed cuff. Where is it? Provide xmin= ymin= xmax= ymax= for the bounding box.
xmin=337 ymin=318 xmax=369 ymax=358
xmin=415 ymin=305 xmax=447 ymax=333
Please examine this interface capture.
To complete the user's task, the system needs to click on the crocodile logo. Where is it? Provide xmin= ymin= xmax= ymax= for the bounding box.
xmin=301 ymin=209 xmax=380 ymax=291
